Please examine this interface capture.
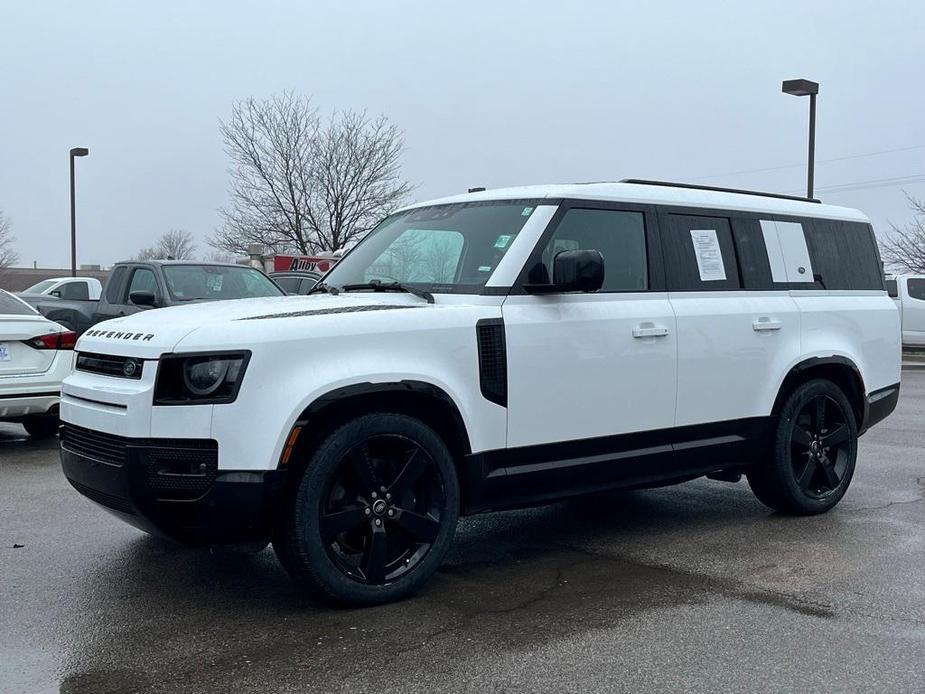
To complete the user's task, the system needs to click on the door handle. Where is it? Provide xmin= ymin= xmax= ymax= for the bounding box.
xmin=632 ymin=324 xmax=669 ymax=338
xmin=753 ymin=317 xmax=783 ymax=331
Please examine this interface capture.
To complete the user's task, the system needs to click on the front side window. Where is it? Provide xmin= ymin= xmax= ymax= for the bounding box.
xmin=530 ymin=208 xmax=647 ymax=291
xmin=128 ymin=268 xmax=158 ymax=297
xmin=908 ymin=278 xmax=925 ymax=301
xmin=322 ymin=202 xmax=538 ymax=293
xmin=59 ymin=281 xmax=90 ymax=300
xmin=163 ymin=265 xmax=283 ymax=301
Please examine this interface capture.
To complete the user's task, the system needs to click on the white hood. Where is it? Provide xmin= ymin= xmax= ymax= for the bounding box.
xmin=75 ymin=294 xmax=417 ymax=358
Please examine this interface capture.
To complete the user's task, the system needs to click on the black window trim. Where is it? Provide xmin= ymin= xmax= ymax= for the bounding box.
xmin=510 ymin=198 xmax=665 ymax=295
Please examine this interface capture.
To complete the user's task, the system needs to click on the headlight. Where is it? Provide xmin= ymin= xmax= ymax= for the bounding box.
xmin=154 ymin=352 xmax=250 ymax=405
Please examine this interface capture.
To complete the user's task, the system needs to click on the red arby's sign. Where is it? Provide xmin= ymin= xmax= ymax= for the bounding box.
xmin=272 ymin=255 xmax=337 ymax=274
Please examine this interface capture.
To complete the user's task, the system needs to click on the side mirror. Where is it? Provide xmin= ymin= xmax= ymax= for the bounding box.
xmin=129 ymin=290 xmax=159 ymax=308
xmin=49 ymin=290 xmax=61 ymax=298
xmin=552 ymin=249 xmax=605 ymax=292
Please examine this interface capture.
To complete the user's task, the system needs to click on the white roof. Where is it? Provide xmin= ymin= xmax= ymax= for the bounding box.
xmin=399 ymin=181 xmax=869 ymax=223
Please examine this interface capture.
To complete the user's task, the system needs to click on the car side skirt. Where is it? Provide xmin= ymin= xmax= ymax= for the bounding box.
xmin=461 ymin=416 xmax=774 ymax=514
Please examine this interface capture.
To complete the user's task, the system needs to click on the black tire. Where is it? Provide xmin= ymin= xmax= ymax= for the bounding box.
xmin=748 ymin=379 xmax=858 ymax=515
xmin=273 ymin=413 xmax=460 ymax=605
xmin=22 ymin=415 xmax=60 ymax=439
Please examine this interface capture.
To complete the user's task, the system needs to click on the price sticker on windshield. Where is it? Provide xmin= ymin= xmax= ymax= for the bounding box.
xmin=0 ymin=344 xmax=10 ymax=362
xmin=494 ymin=235 xmax=513 ymax=249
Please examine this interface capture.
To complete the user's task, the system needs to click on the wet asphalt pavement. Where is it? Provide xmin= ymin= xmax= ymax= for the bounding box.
xmin=2 ymin=375 xmax=925 ymax=693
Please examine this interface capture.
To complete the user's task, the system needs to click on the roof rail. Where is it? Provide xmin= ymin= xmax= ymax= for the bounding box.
xmin=620 ymin=179 xmax=821 ymax=204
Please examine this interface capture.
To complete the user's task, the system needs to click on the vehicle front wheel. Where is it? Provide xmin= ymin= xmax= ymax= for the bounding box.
xmin=22 ymin=415 xmax=60 ymax=439
xmin=273 ymin=413 xmax=460 ymax=605
xmin=748 ymin=379 xmax=858 ymax=515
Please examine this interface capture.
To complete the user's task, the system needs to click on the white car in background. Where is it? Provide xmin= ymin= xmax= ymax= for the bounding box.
xmin=0 ymin=289 xmax=76 ymax=438
xmin=18 ymin=276 xmax=103 ymax=301
xmin=885 ymin=275 xmax=925 ymax=347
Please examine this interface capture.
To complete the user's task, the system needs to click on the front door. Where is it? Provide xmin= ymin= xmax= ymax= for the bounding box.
xmin=501 ymin=204 xmax=677 ymax=493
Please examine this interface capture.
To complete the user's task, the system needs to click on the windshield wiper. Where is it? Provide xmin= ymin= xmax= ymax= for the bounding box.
xmin=338 ymin=280 xmax=434 ymax=304
xmin=308 ymin=282 xmax=340 ymax=296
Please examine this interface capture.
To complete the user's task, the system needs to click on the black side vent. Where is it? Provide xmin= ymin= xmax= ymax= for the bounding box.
xmin=476 ymin=318 xmax=507 ymax=407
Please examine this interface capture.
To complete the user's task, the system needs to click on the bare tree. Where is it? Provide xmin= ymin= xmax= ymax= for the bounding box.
xmin=881 ymin=193 xmax=925 ymax=274
xmin=0 ymin=211 xmax=18 ymax=272
xmin=212 ymin=93 xmax=413 ymax=256
xmin=134 ymin=229 xmax=197 ymax=261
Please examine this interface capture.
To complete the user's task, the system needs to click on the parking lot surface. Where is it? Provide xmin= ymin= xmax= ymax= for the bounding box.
xmin=2 ymin=374 xmax=924 ymax=693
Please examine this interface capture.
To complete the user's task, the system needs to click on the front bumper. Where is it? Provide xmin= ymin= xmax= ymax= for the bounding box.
xmin=60 ymin=424 xmax=287 ymax=546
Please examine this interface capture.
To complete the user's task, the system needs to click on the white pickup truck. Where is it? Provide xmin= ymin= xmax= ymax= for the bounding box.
xmin=19 ymin=276 xmax=103 ymax=301
xmin=885 ymin=275 xmax=925 ymax=347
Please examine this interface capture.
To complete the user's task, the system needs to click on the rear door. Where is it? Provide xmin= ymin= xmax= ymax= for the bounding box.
xmin=0 ymin=293 xmax=57 ymax=377
xmin=662 ymin=211 xmax=802 ymax=431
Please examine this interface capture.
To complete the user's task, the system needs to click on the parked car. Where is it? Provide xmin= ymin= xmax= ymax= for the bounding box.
xmin=269 ymin=271 xmax=321 ymax=295
xmin=885 ymin=274 xmax=925 ymax=347
xmin=0 ymin=289 xmax=76 ymax=437
xmin=32 ymin=260 xmax=284 ymax=334
xmin=18 ymin=276 xmax=103 ymax=301
xmin=59 ymin=180 xmax=900 ymax=605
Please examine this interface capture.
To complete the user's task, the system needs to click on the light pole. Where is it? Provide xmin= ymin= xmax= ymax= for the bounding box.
xmin=69 ymin=147 xmax=89 ymax=277
xmin=781 ymin=79 xmax=819 ymax=199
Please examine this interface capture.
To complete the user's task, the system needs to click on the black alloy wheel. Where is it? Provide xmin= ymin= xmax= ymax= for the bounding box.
xmin=320 ymin=434 xmax=446 ymax=584
xmin=747 ymin=379 xmax=858 ymax=515
xmin=788 ymin=393 xmax=852 ymax=499
xmin=274 ymin=413 xmax=459 ymax=605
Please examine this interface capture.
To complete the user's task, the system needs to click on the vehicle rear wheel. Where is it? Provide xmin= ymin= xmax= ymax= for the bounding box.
xmin=22 ymin=415 xmax=60 ymax=439
xmin=748 ymin=379 xmax=857 ymax=515
xmin=273 ymin=413 xmax=459 ymax=605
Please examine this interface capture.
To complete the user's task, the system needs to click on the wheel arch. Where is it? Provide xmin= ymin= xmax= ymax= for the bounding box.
xmin=279 ymin=380 xmax=473 ymax=501
xmin=771 ymin=356 xmax=866 ymax=430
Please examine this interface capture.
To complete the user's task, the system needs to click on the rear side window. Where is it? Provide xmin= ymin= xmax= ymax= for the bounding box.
xmin=662 ymin=214 xmax=741 ymax=290
xmin=0 ymin=290 xmax=37 ymax=315
xmin=731 ymin=218 xmax=774 ymax=289
xmin=60 ymin=281 xmax=90 ymax=300
xmin=804 ymin=220 xmax=883 ymax=290
xmin=908 ymin=279 xmax=925 ymax=301
xmin=105 ymin=266 xmax=127 ymax=303
xmin=885 ymin=279 xmax=898 ymax=298
xmin=274 ymin=276 xmax=300 ymax=293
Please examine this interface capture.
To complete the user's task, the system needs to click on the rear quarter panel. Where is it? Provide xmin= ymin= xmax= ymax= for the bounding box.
xmin=792 ymin=292 xmax=901 ymax=394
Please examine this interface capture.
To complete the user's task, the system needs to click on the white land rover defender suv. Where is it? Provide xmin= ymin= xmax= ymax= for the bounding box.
xmin=60 ymin=180 xmax=901 ymax=605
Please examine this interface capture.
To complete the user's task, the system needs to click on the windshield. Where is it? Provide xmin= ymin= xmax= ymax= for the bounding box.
xmin=322 ymin=201 xmax=539 ymax=293
xmin=23 ymin=280 xmax=56 ymax=294
xmin=162 ymin=265 xmax=283 ymax=302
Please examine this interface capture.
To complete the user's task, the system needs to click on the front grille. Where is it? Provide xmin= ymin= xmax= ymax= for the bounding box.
xmin=76 ymin=352 xmax=144 ymax=380
xmin=68 ymin=478 xmax=135 ymax=515
xmin=61 ymin=424 xmax=129 ymax=466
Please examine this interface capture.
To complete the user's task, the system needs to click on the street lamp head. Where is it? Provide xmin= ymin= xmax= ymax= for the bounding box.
xmin=69 ymin=147 xmax=89 ymax=157
xmin=782 ymin=79 xmax=819 ymax=97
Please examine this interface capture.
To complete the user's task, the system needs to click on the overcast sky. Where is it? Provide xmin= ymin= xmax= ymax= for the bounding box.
xmin=1 ymin=1 xmax=923 ymax=268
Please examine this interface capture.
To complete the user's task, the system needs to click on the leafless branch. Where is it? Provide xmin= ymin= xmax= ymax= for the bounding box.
xmin=211 ymin=94 xmax=413 ymax=255
xmin=134 ymin=229 xmax=197 ymax=260
xmin=0 ymin=211 xmax=19 ymax=272
xmin=880 ymin=192 xmax=925 ymax=274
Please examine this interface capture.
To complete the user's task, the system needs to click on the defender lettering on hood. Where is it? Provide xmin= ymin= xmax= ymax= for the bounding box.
xmin=83 ymin=329 xmax=155 ymax=341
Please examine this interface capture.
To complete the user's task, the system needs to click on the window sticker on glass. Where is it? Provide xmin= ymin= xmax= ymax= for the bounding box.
xmin=478 ymin=265 xmax=492 ymax=272
xmin=690 ymin=229 xmax=726 ymax=281
xmin=494 ymin=235 xmax=513 ymax=249
xmin=522 ymin=207 xmax=534 ymax=217
xmin=0 ymin=344 xmax=10 ymax=361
